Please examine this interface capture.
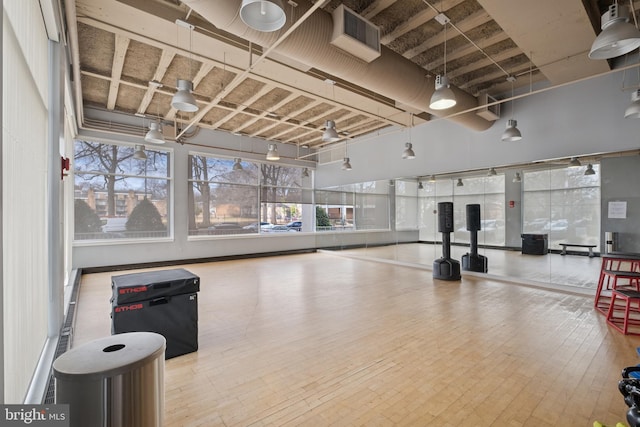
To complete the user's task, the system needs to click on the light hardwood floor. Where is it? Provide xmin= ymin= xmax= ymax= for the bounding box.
xmin=74 ymin=251 xmax=640 ymax=426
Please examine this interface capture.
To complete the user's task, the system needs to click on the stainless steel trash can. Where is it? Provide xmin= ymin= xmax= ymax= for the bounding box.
xmin=53 ymin=332 xmax=165 ymax=427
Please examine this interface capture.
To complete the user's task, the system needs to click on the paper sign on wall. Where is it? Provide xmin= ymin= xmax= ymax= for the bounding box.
xmin=608 ymin=201 xmax=627 ymax=219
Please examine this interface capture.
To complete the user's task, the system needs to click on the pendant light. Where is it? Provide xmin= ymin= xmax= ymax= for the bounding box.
xmin=171 ymin=21 xmax=199 ymax=112
xmin=513 ymin=172 xmax=522 ymax=183
xmin=341 ymin=157 xmax=352 ymax=170
xmin=240 ymin=0 xmax=286 ymax=32
xmin=501 ymin=76 xmax=522 ymax=141
xmin=402 ymin=143 xmax=415 ymax=159
xmin=266 ymin=143 xmax=279 ymax=160
xmin=584 ymin=164 xmax=596 ymax=175
xmin=145 ymin=122 xmax=165 ymax=144
xmin=341 ymin=141 xmax=352 ymax=170
xmin=589 ymin=2 xmax=640 ymax=60
xmin=429 ymin=14 xmax=456 ymax=110
xmin=418 ymin=181 xmax=424 ymax=190
xmin=487 ymin=167 xmax=497 ymax=176
xmin=172 ymin=79 xmax=198 ymax=112
xmin=402 ymin=113 xmax=416 ymax=159
xmin=625 ymin=89 xmax=640 ymax=118
xmin=232 ymin=158 xmax=243 ymax=170
xmin=568 ymin=157 xmax=582 ymax=167
xmin=302 ymin=168 xmax=309 ymax=177
xmin=456 ymin=178 xmax=463 ymax=187
xmin=322 ymin=120 xmax=340 ymax=142
xmin=428 ymin=175 xmax=436 ymax=183
xmin=133 ymin=144 xmax=147 ymax=160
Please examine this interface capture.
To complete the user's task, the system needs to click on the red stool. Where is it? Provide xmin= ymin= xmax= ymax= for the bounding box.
xmin=595 ymin=262 xmax=640 ymax=315
xmin=606 ymin=289 xmax=640 ymax=335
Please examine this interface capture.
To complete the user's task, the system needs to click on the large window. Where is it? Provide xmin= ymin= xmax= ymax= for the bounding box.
xmin=523 ymin=165 xmax=600 ymax=248
xmin=73 ymin=140 xmax=171 ymax=240
xmin=188 ymin=154 xmax=312 ymax=235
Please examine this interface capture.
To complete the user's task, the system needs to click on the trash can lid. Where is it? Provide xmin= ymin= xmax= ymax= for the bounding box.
xmin=53 ymin=332 xmax=166 ymax=381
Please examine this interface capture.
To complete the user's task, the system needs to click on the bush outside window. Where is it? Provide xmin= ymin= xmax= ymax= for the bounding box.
xmin=73 ymin=140 xmax=171 ymax=241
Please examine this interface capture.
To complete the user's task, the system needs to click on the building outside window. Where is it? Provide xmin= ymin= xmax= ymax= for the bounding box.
xmin=73 ymin=140 xmax=171 ymax=240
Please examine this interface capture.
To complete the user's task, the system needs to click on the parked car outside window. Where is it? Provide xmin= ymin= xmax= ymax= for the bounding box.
xmin=102 ymin=217 xmax=128 ymax=233
xmin=286 ymin=221 xmax=302 ymax=231
xmin=264 ymin=225 xmax=297 ymax=233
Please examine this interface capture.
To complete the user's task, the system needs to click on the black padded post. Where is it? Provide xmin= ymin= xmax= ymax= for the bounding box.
xmin=466 ymin=204 xmax=481 ymax=232
xmin=461 ymin=204 xmax=488 ymax=273
xmin=438 ymin=201 xmax=454 ymax=233
xmin=433 ymin=202 xmax=461 ymax=281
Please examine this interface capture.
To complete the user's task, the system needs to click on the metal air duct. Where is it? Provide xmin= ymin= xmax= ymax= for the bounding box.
xmin=181 ymin=0 xmax=494 ymax=132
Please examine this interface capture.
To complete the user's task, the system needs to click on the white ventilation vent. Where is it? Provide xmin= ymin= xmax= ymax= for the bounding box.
xmin=476 ymin=93 xmax=500 ymax=121
xmin=330 ymin=5 xmax=381 ymax=63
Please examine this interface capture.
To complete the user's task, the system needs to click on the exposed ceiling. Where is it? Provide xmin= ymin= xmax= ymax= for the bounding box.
xmin=67 ymin=0 xmax=636 ymax=151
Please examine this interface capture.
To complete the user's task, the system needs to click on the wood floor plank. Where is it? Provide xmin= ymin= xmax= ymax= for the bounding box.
xmin=73 ymin=251 xmax=640 ymax=426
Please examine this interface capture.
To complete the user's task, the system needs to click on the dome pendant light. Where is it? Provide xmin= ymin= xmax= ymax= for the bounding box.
xmin=402 ymin=143 xmax=416 ymax=159
xmin=341 ymin=141 xmax=352 ymax=170
xmin=625 ymin=89 xmax=640 ymax=118
xmin=589 ymin=2 xmax=640 ymax=60
xmin=341 ymin=157 xmax=352 ymax=170
xmin=429 ymin=14 xmax=456 ymax=110
xmin=133 ymin=144 xmax=147 ymax=160
xmin=568 ymin=157 xmax=582 ymax=167
xmin=232 ymin=158 xmax=243 ymax=170
xmin=322 ymin=120 xmax=340 ymax=142
xmin=585 ymin=164 xmax=596 ymax=175
xmin=145 ymin=122 xmax=166 ymax=144
xmin=501 ymin=76 xmax=522 ymax=142
xmin=402 ymin=114 xmax=416 ymax=159
xmin=266 ymin=143 xmax=279 ymax=161
xmin=240 ymin=0 xmax=286 ymax=32
xmin=172 ymin=21 xmax=199 ymax=112
xmin=172 ymin=79 xmax=198 ymax=112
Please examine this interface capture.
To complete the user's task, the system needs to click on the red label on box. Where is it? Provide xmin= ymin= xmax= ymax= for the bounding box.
xmin=114 ymin=303 xmax=143 ymax=313
xmin=118 ymin=285 xmax=148 ymax=294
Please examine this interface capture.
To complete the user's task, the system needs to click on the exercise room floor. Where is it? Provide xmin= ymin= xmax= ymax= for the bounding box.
xmin=73 ymin=249 xmax=638 ymax=426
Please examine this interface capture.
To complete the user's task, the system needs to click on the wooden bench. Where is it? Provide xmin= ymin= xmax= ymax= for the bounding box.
xmin=559 ymin=243 xmax=597 ymax=257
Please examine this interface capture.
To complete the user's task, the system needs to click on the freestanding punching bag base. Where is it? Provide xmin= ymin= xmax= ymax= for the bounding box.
xmin=433 ymin=257 xmax=461 ymax=281
xmin=433 ymin=201 xmax=461 ymax=281
xmin=461 ymin=253 xmax=488 ymax=273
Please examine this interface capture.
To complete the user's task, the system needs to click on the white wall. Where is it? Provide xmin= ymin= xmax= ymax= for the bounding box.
xmin=315 ymin=70 xmax=639 ymax=187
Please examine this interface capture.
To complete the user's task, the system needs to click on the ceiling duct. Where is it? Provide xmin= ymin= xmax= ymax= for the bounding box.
xmin=180 ymin=0 xmax=494 ymax=132
xmin=476 ymin=93 xmax=500 ymax=121
xmin=330 ymin=5 xmax=381 ymax=63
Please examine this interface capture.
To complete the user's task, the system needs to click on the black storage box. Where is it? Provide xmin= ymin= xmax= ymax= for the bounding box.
xmin=111 ymin=268 xmax=200 ymax=359
xmin=111 ymin=293 xmax=198 ymax=359
xmin=521 ymin=233 xmax=548 ymax=255
xmin=111 ymin=268 xmax=199 ymax=305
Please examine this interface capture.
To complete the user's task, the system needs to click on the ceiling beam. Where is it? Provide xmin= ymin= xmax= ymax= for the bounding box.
xmin=380 ymin=0 xmax=465 ymax=44
xmin=106 ymin=34 xmax=130 ymax=110
xmin=403 ymin=9 xmax=492 ymax=59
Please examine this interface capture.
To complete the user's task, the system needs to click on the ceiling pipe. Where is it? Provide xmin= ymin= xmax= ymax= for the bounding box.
xmin=180 ymin=0 xmax=494 ymax=132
